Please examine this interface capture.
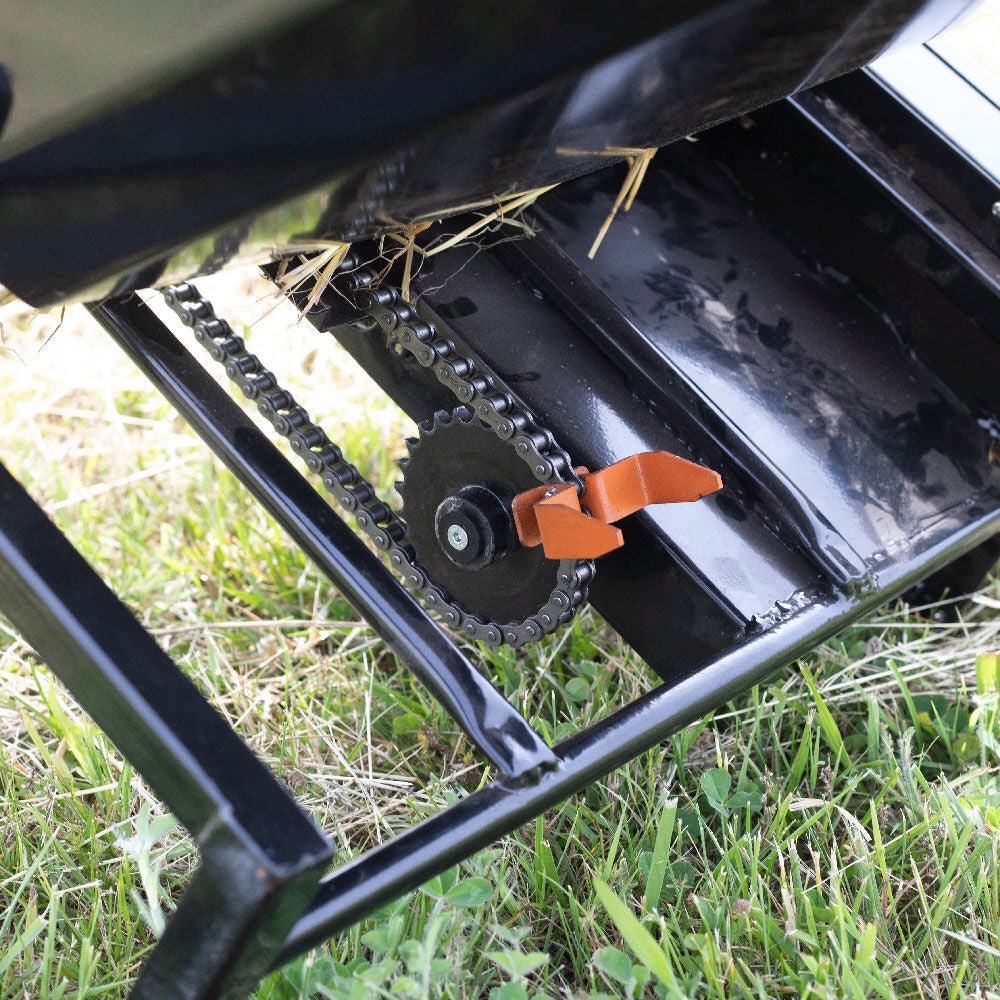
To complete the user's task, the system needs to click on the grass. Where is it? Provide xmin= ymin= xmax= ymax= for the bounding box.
xmin=2 ymin=268 xmax=1000 ymax=1000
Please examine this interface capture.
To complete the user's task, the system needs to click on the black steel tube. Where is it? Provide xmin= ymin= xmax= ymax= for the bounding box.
xmin=0 ymin=463 xmax=334 ymax=1000
xmin=276 ymin=505 xmax=1000 ymax=963
xmin=87 ymin=295 xmax=557 ymax=781
xmin=0 ymin=461 xmax=330 ymax=869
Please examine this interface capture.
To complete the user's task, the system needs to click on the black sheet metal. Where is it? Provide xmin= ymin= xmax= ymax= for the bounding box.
xmin=0 ymin=0 xmax=974 ymax=305
xmin=519 ymin=141 xmax=996 ymax=584
xmin=320 ymin=83 xmax=1000 ymax=678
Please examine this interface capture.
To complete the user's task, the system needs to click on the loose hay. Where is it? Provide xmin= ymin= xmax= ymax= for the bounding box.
xmin=271 ymin=183 xmax=557 ymax=310
xmin=583 ymin=147 xmax=656 ymax=258
xmin=420 ymin=184 xmax=557 ymax=259
xmin=271 ymin=240 xmax=352 ymax=318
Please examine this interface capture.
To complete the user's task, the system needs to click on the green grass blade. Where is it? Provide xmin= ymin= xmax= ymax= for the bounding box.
xmin=643 ymin=798 xmax=676 ymax=916
xmin=592 ymin=876 xmax=674 ymax=986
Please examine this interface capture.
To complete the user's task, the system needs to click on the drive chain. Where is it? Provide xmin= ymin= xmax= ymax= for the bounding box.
xmin=162 ymin=270 xmax=593 ymax=647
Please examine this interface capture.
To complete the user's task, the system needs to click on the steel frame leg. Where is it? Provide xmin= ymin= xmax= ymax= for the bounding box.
xmin=0 ymin=463 xmax=332 ymax=999
xmin=87 ymin=294 xmax=555 ymax=783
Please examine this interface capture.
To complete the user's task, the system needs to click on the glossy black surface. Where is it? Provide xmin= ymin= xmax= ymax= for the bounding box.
xmin=88 ymin=294 xmax=558 ymax=782
xmin=0 ymin=0 xmax=972 ymax=305
xmin=324 ymin=251 xmax=794 ymax=676
xmin=419 ymin=250 xmax=818 ymax=663
xmin=434 ymin=485 xmax=516 ymax=571
xmin=875 ymin=42 xmax=1000 ymax=189
xmin=316 ymin=76 xmax=1000 ymax=676
xmin=517 ymin=122 xmax=999 ymax=590
xmin=785 ymin=72 xmax=1000 ymax=366
xmin=0 ymin=461 xmax=333 ymax=999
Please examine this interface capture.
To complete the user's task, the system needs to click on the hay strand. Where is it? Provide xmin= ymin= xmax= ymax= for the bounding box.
xmin=399 ymin=222 xmax=432 ymax=302
xmin=424 ymin=185 xmax=557 ymax=259
xmin=587 ymin=148 xmax=656 ymax=259
xmin=272 ymin=240 xmax=351 ymax=318
xmin=269 ymin=183 xmax=557 ymax=315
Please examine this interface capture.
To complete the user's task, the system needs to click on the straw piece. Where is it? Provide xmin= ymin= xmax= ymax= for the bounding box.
xmin=623 ymin=149 xmax=655 ymax=212
xmin=588 ymin=157 xmax=642 ymax=259
xmin=272 ymin=241 xmax=352 ymax=319
xmin=399 ymin=222 xmax=432 ymax=302
xmin=267 ymin=181 xmax=560 ymax=317
xmin=424 ymin=184 xmax=557 ymax=258
xmin=557 ymin=144 xmax=658 ymax=159
xmin=587 ymin=148 xmax=656 ymax=259
xmin=412 ymin=195 xmax=501 ymax=221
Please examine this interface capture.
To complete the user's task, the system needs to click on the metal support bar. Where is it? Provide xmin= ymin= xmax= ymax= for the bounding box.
xmin=87 ymin=294 xmax=556 ymax=781
xmin=276 ymin=499 xmax=1000 ymax=964
xmin=131 ymin=829 xmax=327 ymax=999
xmin=0 ymin=462 xmax=332 ymax=999
xmin=789 ymin=84 xmax=1000 ymax=300
xmin=5 ymin=289 xmax=998 ymax=993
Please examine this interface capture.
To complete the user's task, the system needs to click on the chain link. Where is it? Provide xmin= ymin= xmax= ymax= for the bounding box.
xmin=342 ymin=259 xmax=585 ymax=495
xmin=162 ymin=270 xmax=593 ymax=647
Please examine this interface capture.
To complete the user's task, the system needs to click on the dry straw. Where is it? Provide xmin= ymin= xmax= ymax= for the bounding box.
xmin=556 ymin=146 xmax=657 ymax=258
xmin=271 ymin=240 xmax=352 ymax=318
xmin=270 ymin=182 xmax=557 ymax=310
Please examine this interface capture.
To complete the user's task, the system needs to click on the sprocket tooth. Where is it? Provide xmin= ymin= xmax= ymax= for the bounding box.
xmin=394 ymin=481 xmax=405 ymax=498
xmin=397 ymin=456 xmax=410 ymax=471
xmin=405 ymin=437 xmax=419 ymax=451
xmin=433 ymin=409 xmax=452 ymax=425
xmin=454 ymin=405 xmax=473 ymax=422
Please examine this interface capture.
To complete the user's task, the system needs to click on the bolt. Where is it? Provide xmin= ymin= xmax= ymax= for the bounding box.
xmin=446 ymin=524 xmax=469 ymax=551
xmin=992 ymin=202 xmax=1000 ymax=220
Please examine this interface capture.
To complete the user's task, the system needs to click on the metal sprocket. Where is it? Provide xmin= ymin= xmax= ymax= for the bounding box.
xmin=398 ymin=407 xmax=581 ymax=631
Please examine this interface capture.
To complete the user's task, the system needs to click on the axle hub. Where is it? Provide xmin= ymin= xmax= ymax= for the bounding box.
xmin=434 ymin=484 xmax=516 ymax=570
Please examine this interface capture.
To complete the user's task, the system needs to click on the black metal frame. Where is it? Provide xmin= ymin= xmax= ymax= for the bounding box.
xmin=0 ymin=286 xmax=994 ymax=997
xmin=0 ymin=0 xmax=968 ymax=307
xmin=0 ymin=462 xmax=332 ymax=999
xmin=88 ymin=294 xmax=556 ymax=784
xmin=2 ymin=48 xmax=1000 ymax=999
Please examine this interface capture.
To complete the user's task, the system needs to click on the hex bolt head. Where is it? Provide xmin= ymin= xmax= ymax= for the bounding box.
xmin=446 ymin=523 xmax=470 ymax=551
xmin=434 ymin=486 xmax=515 ymax=569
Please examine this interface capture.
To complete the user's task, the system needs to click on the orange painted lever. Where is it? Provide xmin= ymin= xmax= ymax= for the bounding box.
xmin=512 ymin=451 xmax=722 ymax=560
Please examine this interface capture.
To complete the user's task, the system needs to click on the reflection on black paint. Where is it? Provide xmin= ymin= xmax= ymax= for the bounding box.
xmin=0 ymin=65 xmax=10 ymax=139
xmin=533 ymin=133 xmax=997 ymax=568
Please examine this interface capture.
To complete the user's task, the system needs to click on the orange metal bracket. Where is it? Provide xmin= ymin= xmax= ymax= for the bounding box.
xmin=512 ymin=452 xmax=723 ymax=559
